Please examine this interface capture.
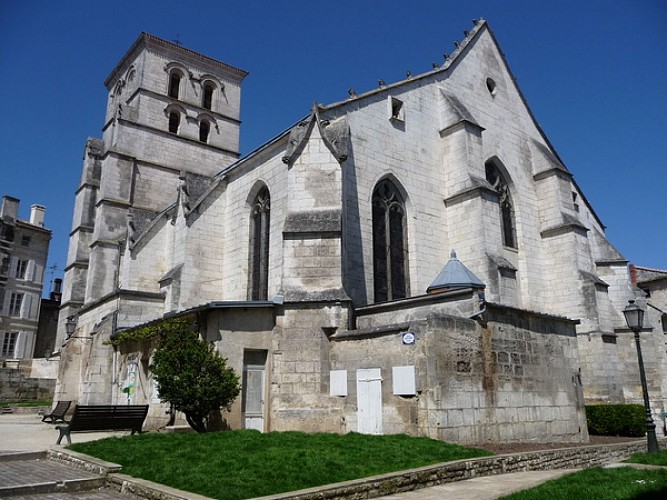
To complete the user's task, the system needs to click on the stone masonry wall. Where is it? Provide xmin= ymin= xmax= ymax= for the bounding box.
xmin=0 ymin=366 xmax=55 ymax=402
xmin=328 ymin=305 xmax=586 ymax=445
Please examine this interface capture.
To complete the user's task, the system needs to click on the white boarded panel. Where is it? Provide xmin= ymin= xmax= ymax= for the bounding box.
xmin=330 ymin=369 xmax=348 ymax=396
xmin=392 ymin=365 xmax=416 ymax=395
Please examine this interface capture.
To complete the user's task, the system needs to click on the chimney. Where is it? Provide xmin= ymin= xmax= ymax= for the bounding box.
xmin=30 ymin=204 xmax=46 ymax=227
xmin=629 ymin=264 xmax=637 ymax=286
xmin=1 ymin=195 xmax=20 ymax=222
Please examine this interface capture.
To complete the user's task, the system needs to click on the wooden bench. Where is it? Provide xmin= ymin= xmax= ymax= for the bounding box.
xmin=55 ymin=404 xmax=149 ymax=445
xmin=42 ymin=400 xmax=71 ymax=423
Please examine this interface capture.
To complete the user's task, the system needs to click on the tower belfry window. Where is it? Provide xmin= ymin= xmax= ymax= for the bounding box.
xmin=199 ymin=120 xmax=210 ymax=142
xmin=168 ymin=112 xmax=180 ymax=133
xmin=168 ymin=70 xmax=182 ymax=99
xmin=372 ymin=179 xmax=408 ymax=302
xmin=485 ymin=161 xmax=517 ymax=249
xmin=202 ymin=82 xmax=214 ymax=110
xmin=248 ymin=187 xmax=270 ymax=301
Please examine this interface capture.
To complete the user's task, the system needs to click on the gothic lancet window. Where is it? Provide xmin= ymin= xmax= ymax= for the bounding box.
xmin=248 ymin=187 xmax=270 ymax=301
xmin=372 ymin=179 xmax=408 ymax=302
xmin=485 ymin=161 xmax=517 ymax=249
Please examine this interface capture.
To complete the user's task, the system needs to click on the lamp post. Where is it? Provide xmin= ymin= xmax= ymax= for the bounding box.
xmin=65 ymin=316 xmax=77 ymax=339
xmin=623 ymin=299 xmax=660 ymax=454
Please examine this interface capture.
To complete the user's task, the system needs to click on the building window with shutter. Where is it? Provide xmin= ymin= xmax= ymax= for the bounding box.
xmin=248 ymin=187 xmax=270 ymax=301
xmin=9 ymin=292 xmax=23 ymax=316
xmin=1 ymin=332 xmax=18 ymax=357
xmin=13 ymin=259 xmax=28 ymax=279
xmin=372 ymin=179 xmax=408 ymax=302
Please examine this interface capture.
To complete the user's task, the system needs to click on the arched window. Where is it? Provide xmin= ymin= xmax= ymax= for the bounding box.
xmin=199 ymin=120 xmax=210 ymax=142
xmin=202 ymin=82 xmax=214 ymax=110
xmin=485 ymin=161 xmax=517 ymax=249
xmin=168 ymin=112 xmax=180 ymax=133
xmin=168 ymin=70 xmax=182 ymax=99
xmin=248 ymin=187 xmax=270 ymax=300
xmin=372 ymin=179 xmax=408 ymax=302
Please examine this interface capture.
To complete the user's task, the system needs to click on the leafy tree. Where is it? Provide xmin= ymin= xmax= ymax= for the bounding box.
xmin=149 ymin=319 xmax=240 ymax=433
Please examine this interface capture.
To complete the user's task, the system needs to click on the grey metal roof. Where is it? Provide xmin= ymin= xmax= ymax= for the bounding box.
xmin=427 ymin=250 xmax=486 ymax=293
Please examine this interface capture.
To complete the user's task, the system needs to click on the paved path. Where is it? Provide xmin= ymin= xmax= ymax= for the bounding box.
xmin=378 ymin=469 xmax=579 ymax=499
xmin=1 ymin=413 xmax=136 ymax=499
xmin=1 ymin=413 xmax=130 ymax=452
xmin=1 ymin=412 xmax=656 ymax=500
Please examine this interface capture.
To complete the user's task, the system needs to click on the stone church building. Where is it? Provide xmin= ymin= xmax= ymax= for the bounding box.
xmin=55 ymin=20 xmax=667 ymax=445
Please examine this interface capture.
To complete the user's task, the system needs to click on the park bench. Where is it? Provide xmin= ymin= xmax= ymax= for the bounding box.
xmin=42 ymin=400 xmax=71 ymax=423
xmin=55 ymin=404 xmax=149 ymax=445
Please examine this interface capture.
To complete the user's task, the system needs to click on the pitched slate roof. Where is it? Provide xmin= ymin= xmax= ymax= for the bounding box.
xmin=427 ymin=250 xmax=485 ymax=293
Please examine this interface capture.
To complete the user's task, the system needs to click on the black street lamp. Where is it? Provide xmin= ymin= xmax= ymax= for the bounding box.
xmin=65 ymin=316 xmax=77 ymax=339
xmin=623 ymin=299 xmax=660 ymax=454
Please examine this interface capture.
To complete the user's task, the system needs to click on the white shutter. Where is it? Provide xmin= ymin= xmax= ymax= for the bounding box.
xmin=2 ymin=292 xmax=10 ymax=315
xmin=26 ymin=260 xmax=36 ymax=281
xmin=31 ymin=293 xmax=40 ymax=319
xmin=20 ymin=294 xmax=32 ymax=319
xmin=392 ymin=366 xmax=416 ymax=395
xmin=15 ymin=332 xmax=27 ymax=358
xmin=330 ymin=370 xmax=348 ymax=396
xmin=10 ymin=256 xmax=18 ymax=278
xmin=33 ymin=261 xmax=43 ymax=284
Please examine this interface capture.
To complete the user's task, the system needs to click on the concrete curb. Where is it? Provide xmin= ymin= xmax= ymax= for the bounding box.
xmin=0 ymin=450 xmax=46 ymax=462
xmin=0 ymin=477 xmax=106 ymax=497
xmin=251 ymin=440 xmax=655 ymax=500
xmin=47 ymin=448 xmax=123 ymax=475
xmin=107 ymin=473 xmax=215 ymax=500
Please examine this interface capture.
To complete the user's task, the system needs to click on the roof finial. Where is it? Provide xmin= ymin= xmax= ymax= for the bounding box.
xmin=348 ymin=88 xmax=357 ymax=98
xmin=450 ymin=249 xmax=457 ymax=259
xmin=378 ymin=79 xmax=386 ymax=88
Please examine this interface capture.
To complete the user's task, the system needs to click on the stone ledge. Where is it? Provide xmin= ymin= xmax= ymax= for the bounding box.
xmin=253 ymin=440 xmax=653 ymax=500
xmin=47 ymin=448 xmax=122 ymax=475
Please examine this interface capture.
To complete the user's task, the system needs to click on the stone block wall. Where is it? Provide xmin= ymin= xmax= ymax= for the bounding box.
xmin=327 ymin=303 xmax=586 ymax=445
xmin=270 ymin=303 xmax=351 ymax=433
xmin=0 ymin=365 xmax=55 ymax=402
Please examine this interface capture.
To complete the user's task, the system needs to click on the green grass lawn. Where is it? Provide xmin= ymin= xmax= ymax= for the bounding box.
xmin=70 ymin=430 xmax=492 ymax=499
xmin=2 ymin=401 xmax=51 ymax=407
xmin=626 ymin=449 xmax=667 ymax=467
xmin=500 ymin=464 xmax=667 ymax=499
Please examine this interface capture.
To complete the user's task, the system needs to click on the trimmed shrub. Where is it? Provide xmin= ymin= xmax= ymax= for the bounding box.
xmin=585 ymin=404 xmax=646 ymax=437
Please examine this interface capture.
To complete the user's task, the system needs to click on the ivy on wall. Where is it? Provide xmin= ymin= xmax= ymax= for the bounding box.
xmin=108 ymin=316 xmax=197 ymax=346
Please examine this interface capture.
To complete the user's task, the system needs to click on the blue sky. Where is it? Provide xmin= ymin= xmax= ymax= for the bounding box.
xmin=1 ymin=1 xmax=665 ymax=296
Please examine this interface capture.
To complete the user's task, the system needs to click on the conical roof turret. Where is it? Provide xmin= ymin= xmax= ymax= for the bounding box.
xmin=427 ymin=250 xmax=485 ymax=294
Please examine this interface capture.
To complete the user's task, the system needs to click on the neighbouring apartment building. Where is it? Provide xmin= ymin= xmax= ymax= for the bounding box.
xmin=0 ymin=196 xmax=51 ymax=360
xmin=54 ymin=21 xmax=667 ymax=445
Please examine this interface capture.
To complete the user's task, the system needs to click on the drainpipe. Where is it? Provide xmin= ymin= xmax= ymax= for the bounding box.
xmin=467 ymin=290 xmax=487 ymax=321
